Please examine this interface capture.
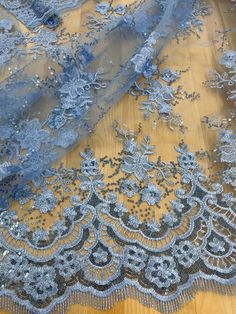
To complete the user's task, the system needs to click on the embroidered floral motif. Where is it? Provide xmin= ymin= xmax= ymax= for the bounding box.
xmin=141 ymin=183 xmax=162 ymax=205
xmin=220 ymin=50 xmax=236 ymax=69
xmin=172 ymin=241 xmax=200 ymax=267
xmin=122 ymin=152 xmax=154 ymax=180
xmin=177 ymin=144 xmax=198 ymax=170
xmin=145 ymin=256 xmax=180 ymax=288
xmin=92 ymin=245 xmax=109 ymax=264
xmin=120 ymin=178 xmax=139 ymax=197
xmin=208 ymin=237 xmax=226 ymax=254
xmin=162 ymin=213 xmax=178 ymax=227
xmin=54 ymin=250 xmax=80 ymax=278
xmin=131 ymin=47 xmax=155 ymax=75
xmin=32 ymin=228 xmax=49 ymax=244
xmin=15 ymin=119 xmax=49 ymax=151
xmin=96 ymin=2 xmax=112 ymax=15
xmin=2 ymin=253 xmax=28 ymax=282
xmin=114 ymin=203 xmax=128 ymax=217
xmin=128 ymin=214 xmax=142 ymax=228
xmin=223 ymin=167 xmax=236 ymax=187
xmin=34 ymin=189 xmax=58 ymax=213
xmin=124 ymin=246 xmax=148 ymax=272
xmin=23 ymin=266 xmax=58 ymax=301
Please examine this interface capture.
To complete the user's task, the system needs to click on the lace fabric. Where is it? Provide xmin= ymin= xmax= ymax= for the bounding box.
xmin=0 ymin=0 xmax=195 ymax=190
xmin=0 ymin=0 xmax=235 ymax=314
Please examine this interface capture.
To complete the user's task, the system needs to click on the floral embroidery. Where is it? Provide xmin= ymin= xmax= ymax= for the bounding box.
xmin=208 ymin=237 xmax=226 ymax=254
xmin=128 ymin=214 xmax=142 ymax=228
xmin=172 ymin=241 xmax=200 ymax=267
xmin=223 ymin=167 xmax=236 ymax=187
xmin=32 ymin=228 xmax=49 ymax=244
xmin=23 ymin=266 xmax=58 ymax=301
xmin=120 ymin=178 xmax=139 ymax=197
xmin=114 ymin=203 xmax=128 ymax=217
xmin=131 ymin=47 xmax=154 ymax=74
xmin=124 ymin=246 xmax=148 ymax=272
xmin=54 ymin=251 xmax=80 ymax=278
xmin=96 ymin=2 xmax=112 ymax=15
xmin=122 ymin=152 xmax=154 ymax=180
xmin=15 ymin=119 xmax=49 ymax=151
xmin=141 ymin=183 xmax=162 ymax=205
xmin=2 ymin=253 xmax=28 ymax=282
xmin=145 ymin=256 xmax=180 ymax=288
xmin=34 ymin=189 xmax=58 ymax=213
xmin=177 ymin=144 xmax=198 ymax=170
xmin=220 ymin=50 xmax=236 ymax=68
xmin=92 ymin=246 xmax=109 ymax=264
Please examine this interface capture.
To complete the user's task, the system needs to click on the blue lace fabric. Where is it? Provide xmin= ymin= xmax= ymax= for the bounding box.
xmin=0 ymin=0 xmax=195 ymax=189
xmin=0 ymin=0 xmax=235 ymax=314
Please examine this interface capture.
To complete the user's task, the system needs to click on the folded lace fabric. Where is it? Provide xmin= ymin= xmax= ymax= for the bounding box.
xmin=0 ymin=0 xmax=86 ymax=29
xmin=0 ymin=0 xmax=195 ymax=192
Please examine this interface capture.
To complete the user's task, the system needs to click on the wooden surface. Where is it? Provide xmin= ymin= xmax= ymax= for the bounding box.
xmin=1 ymin=0 xmax=236 ymax=313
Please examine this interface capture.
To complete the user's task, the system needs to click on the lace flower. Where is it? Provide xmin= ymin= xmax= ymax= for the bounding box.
xmin=23 ymin=266 xmax=58 ymax=301
xmin=122 ymin=152 xmax=153 ymax=180
xmin=120 ymin=178 xmax=139 ymax=197
xmin=54 ymin=251 xmax=80 ymax=278
xmin=145 ymin=256 xmax=180 ymax=288
xmin=124 ymin=246 xmax=148 ymax=272
xmin=114 ymin=4 xmax=127 ymax=15
xmin=3 ymin=253 xmax=28 ymax=282
xmin=208 ymin=237 xmax=226 ymax=254
xmin=32 ymin=229 xmax=49 ymax=244
xmin=141 ymin=184 xmax=162 ymax=205
xmin=172 ymin=241 xmax=200 ymax=267
xmin=34 ymin=189 xmax=58 ymax=213
xmin=177 ymin=145 xmax=197 ymax=170
xmin=146 ymin=219 xmax=161 ymax=233
xmin=114 ymin=203 xmax=128 ymax=217
xmin=128 ymin=214 xmax=142 ymax=228
xmin=63 ymin=207 xmax=77 ymax=221
xmin=131 ymin=47 xmax=154 ymax=74
xmin=223 ymin=167 xmax=236 ymax=187
xmin=96 ymin=2 xmax=111 ymax=15
xmin=170 ymin=200 xmax=184 ymax=212
xmin=47 ymin=108 xmax=67 ymax=129
xmin=162 ymin=213 xmax=178 ymax=226
xmin=15 ymin=119 xmax=49 ymax=151
xmin=92 ymin=246 xmax=109 ymax=264
xmin=220 ymin=50 xmax=236 ymax=69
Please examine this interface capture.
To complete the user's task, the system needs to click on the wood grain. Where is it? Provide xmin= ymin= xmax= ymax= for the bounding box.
xmin=0 ymin=0 xmax=236 ymax=313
